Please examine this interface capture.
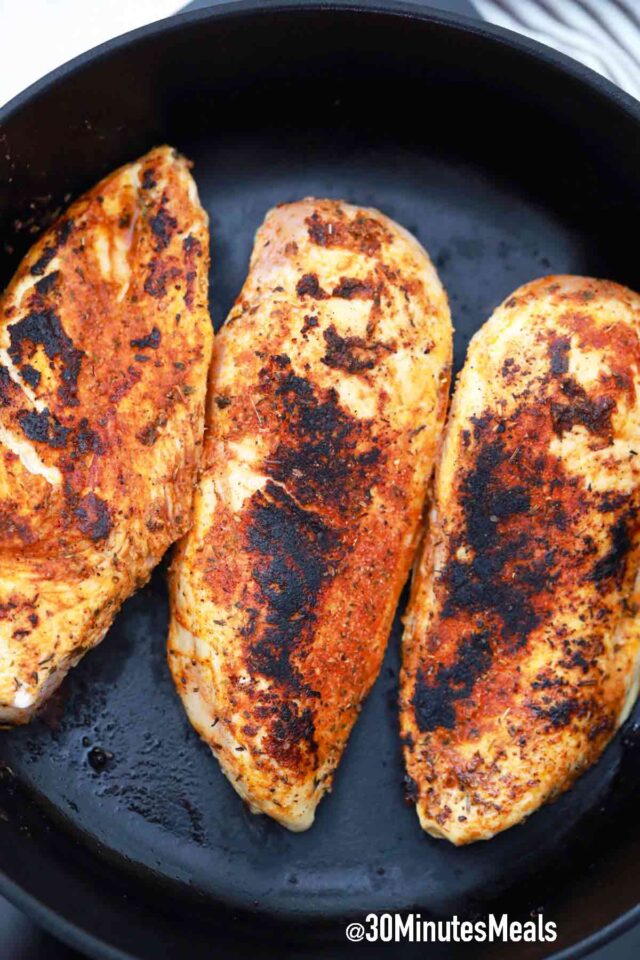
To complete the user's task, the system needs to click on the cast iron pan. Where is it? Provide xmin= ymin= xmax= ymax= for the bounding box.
xmin=1 ymin=2 xmax=639 ymax=958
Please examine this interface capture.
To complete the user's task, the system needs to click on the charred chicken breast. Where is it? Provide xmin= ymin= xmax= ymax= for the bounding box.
xmin=0 ymin=146 xmax=212 ymax=723
xmin=401 ymin=276 xmax=640 ymax=844
xmin=169 ymin=198 xmax=452 ymax=829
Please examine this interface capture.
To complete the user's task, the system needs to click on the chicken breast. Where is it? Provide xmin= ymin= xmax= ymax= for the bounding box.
xmin=401 ymin=275 xmax=640 ymax=844
xmin=168 ymin=198 xmax=452 ymax=829
xmin=0 ymin=146 xmax=212 ymax=723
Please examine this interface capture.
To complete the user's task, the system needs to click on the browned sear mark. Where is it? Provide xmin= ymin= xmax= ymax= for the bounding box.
xmin=74 ymin=492 xmax=112 ymax=541
xmin=296 ymin=273 xmax=327 ymax=300
xmin=305 ymin=210 xmax=391 ymax=256
xmin=332 ymin=277 xmax=375 ymax=300
xmin=550 ymin=378 xmax=616 ymax=442
xmin=321 ymin=324 xmax=394 ymax=374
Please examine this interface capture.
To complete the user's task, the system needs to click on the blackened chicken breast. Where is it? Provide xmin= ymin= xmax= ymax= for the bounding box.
xmin=0 ymin=146 xmax=212 ymax=722
xmin=169 ymin=198 xmax=452 ymax=829
xmin=401 ymin=276 xmax=640 ymax=843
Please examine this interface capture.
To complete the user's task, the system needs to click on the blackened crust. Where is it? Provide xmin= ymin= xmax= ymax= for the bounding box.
xmin=321 ymin=325 xmax=394 ymax=374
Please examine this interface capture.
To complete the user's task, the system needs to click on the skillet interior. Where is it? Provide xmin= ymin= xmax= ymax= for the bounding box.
xmin=0 ymin=3 xmax=639 ymax=958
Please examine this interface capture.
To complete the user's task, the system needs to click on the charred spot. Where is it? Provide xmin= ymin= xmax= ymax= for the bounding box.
xmin=520 ymin=555 xmax=558 ymax=594
xmin=20 ymin=364 xmax=41 ymax=389
xmin=413 ymin=631 xmax=493 ymax=732
xmin=590 ymin=511 xmax=635 ymax=585
xmin=263 ymin=358 xmax=382 ymax=513
xmin=489 ymin=486 xmax=530 ymax=519
xmin=501 ymin=357 xmax=520 ymax=379
xmin=551 ymin=503 xmax=569 ymax=531
xmin=306 ymin=211 xmax=336 ymax=246
xmin=588 ymin=714 xmax=615 ymax=742
xmin=144 ymin=260 xmax=179 ymax=298
xmin=245 ymin=480 xmax=337 ymax=695
xmin=29 ymin=220 xmax=73 ymax=276
xmin=183 ymin=234 xmax=200 ymax=254
xmin=332 ymin=277 xmax=374 ymax=300
xmin=74 ymin=492 xmax=111 ymax=541
xmin=613 ymin=371 xmax=631 ymax=393
xmin=564 ymin=650 xmax=590 ymax=673
xmin=141 ymin=168 xmax=156 ymax=190
xmin=183 ymin=235 xmax=202 ymax=310
xmin=403 ymin=774 xmax=419 ymax=803
xmin=30 ymin=240 xmax=63 ymax=277
xmin=305 ymin=210 xmax=390 ymax=256
xmin=214 ymin=395 xmax=231 ymax=410
xmin=56 ymin=219 xmax=73 ymax=245
xmin=531 ymin=697 xmax=584 ymax=729
xmin=8 ymin=307 xmax=83 ymax=406
xmin=185 ymin=269 xmax=197 ymax=310
xmin=0 ymin=366 xmax=17 ymax=406
xmin=34 ymin=271 xmax=59 ymax=296
xmin=551 ymin=378 xmax=616 ymax=442
xmin=137 ymin=424 xmax=159 ymax=446
xmin=549 ymin=337 xmax=570 ymax=375
xmin=296 ymin=273 xmax=327 ymax=300
xmin=72 ymin=418 xmax=103 ymax=457
xmin=272 ymin=354 xmax=290 ymax=368
xmin=137 ymin=412 xmax=167 ymax=447
xmin=470 ymin=412 xmax=492 ymax=440
xmin=149 ymin=201 xmax=178 ymax=251
xmin=531 ymin=674 xmax=568 ymax=691
xmin=321 ymin=324 xmax=393 ymax=375
xmin=598 ymin=492 xmax=629 ymax=514
xmin=301 ymin=314 xmax=319 ymax=336
xmin=17 ymin=408 xmax=69 ymax=448
xmin=268 ymin=701 xmax=317 ymax=762
xmin=442 ymin=430 xmax=539 ymax=645
xmin=130 ymin=326 xmax=161 ymax=350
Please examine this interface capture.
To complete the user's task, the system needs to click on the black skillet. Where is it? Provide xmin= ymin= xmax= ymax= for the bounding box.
xmin=1 ymin=2 xmax=640 ymax=958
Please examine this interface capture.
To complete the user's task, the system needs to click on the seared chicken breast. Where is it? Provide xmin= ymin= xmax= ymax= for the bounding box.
xmin=169 ymin=199 xmax=452 ymax=829
xmin=0 ymin=146 xmax=212 ymax=723
xmin=401 ymin=276 xmax=640 ymax=844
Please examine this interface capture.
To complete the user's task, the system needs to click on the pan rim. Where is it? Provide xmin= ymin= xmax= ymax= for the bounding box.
xmin=0 ymin=1 xmax=639 ymax=958
xmin=1 ymin=0 xmax=640 ymax=126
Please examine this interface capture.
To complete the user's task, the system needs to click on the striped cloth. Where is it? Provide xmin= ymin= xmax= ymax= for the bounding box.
xmin=472 ymin=0 xmax=640 ymax=99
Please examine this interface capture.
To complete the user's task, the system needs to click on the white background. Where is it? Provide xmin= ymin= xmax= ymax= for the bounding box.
xmin=0 ymin=0 xmax=183 ymax=108
xmin=2 ymin=0 xmax=639 ymax=110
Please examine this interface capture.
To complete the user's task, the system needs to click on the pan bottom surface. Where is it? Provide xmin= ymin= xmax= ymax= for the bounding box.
xmin=1 ymin=122 xmax=639 ymax=958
